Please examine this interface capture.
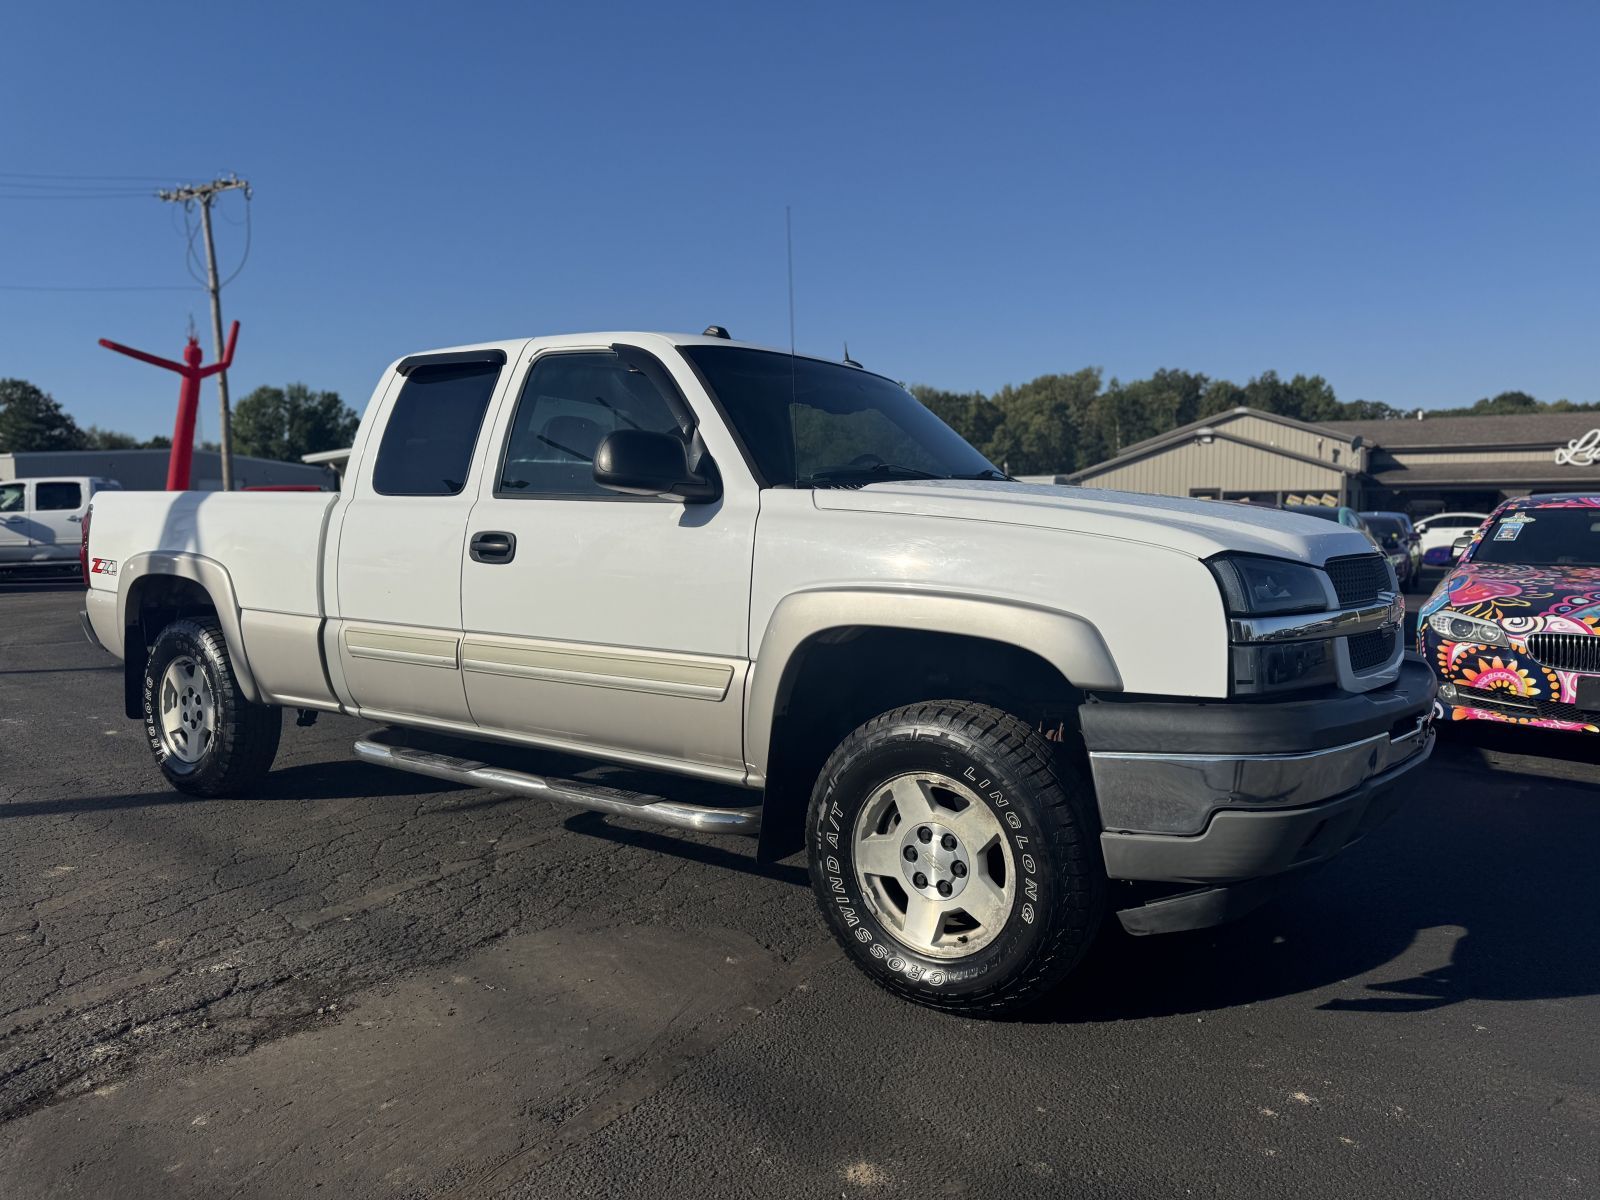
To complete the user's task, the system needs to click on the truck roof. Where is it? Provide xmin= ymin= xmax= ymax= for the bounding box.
xmin=390 ymin=331 xmax=884 ymax=377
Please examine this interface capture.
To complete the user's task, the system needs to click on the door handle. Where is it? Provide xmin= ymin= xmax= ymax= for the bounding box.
xmin=470 ymin=531 xmax=517 ymax=564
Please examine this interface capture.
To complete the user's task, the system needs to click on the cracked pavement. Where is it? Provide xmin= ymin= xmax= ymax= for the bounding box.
xmin=2 ymin=580 xmax=1598 ymax=1198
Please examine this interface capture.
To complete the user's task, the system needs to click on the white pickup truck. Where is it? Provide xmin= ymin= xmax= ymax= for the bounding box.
xmin=1 ymin=476 xmax=119 ymax=574
xmin=82 ymin=330 xmax=1435 ymax=1012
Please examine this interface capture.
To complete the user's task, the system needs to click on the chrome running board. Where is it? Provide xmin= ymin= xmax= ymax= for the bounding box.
xmin=353 ymin=736 xmax=762 ymax=837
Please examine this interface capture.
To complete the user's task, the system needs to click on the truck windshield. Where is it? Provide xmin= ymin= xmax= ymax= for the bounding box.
xmin=1470 ymin=507 xmax=1600 ymax=568
xmin=681 ymin=346 xmax=1003 ymax=487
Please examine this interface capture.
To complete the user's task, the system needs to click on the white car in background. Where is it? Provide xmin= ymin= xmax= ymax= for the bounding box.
xmin=1415 ymin=511 xmax=1489 ymax=569
xmin=0 ymin=477 xmax=121 ymax=574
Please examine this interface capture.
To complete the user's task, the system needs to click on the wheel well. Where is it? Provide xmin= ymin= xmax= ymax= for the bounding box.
xmin=757 ymin=627 xmax=1085 ymax=861
xmin=122 ymin=575 xmax=219 ymax=718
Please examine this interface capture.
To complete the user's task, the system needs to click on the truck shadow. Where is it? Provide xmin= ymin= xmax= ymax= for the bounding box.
xmin=0 ymin=760 xmax=462 ymax=820
xmin=1034 ymin=738 xmax=1600 ymax=1023
xmin=0 ymin=576 xmax=83 ymax=594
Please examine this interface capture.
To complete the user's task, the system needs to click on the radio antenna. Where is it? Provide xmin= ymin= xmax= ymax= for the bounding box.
xmin=785 ymin=205 xmax=796 ymax=356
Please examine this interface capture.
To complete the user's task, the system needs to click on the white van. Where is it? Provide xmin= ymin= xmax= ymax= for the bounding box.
xmin=0 ymin=477 xmax=121 ymax=572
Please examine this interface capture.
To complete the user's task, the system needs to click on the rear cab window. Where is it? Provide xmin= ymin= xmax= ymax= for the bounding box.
xmin=35 ymin=482 xmax=82 ymax=511
xmin=372 ymin=360 xmax=502 ymax=496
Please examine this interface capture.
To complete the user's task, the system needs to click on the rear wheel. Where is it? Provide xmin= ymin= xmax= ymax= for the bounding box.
xmin=142 ymin=617 xmax=281 ymax=796
xmin=807 ymin=700 xmax=1105 ymax=1014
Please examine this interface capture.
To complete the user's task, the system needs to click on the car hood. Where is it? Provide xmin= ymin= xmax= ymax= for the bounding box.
xmin=810 ymin=480 xmax=1374 ymax=564
xmin=1422 ymin=561 xmax=1600 ymax=632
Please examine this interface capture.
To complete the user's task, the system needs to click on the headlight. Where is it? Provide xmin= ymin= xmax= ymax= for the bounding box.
xmin=1427 ymin=610 xmax=1507 ymax=647
xmin=1209 ymin=555 xmax=1330 ymax=615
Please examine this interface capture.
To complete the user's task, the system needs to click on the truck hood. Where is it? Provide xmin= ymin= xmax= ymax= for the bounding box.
xmin=810 ymin=480 xmax=1373 ymax=564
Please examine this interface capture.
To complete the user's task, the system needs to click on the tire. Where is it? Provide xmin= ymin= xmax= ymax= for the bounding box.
xmin=142 ymin=616 xmax=281 ymax=796
xmin=807 ymin=700 xmax=1105 ymax=1014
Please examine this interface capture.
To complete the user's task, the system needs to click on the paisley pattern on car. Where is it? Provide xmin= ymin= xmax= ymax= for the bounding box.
xmin=1419 ymin=495 xmax=1600 ymax=734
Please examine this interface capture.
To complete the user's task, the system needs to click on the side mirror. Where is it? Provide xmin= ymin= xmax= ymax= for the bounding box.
xmin=1450 ymin=535 xmax=1472 ymax=560
xmin=593 ymin=430 xmax=720 ymax=503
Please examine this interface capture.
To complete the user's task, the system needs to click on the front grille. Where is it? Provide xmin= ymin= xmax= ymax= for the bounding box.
xmin=1526 ymin=632 xmax=1600 ymax=674
xmin=1452 ymin=684 xmax=1597 ymax=725
xmin=1348 ymin=627 xmax=1397 ymax=672
xmin=1325 ymin=554 xmax=1390 ymax=607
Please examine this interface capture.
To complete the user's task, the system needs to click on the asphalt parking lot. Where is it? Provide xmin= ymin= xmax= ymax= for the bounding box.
xmin=2 ymin=577 xmax=1597 ymax=1198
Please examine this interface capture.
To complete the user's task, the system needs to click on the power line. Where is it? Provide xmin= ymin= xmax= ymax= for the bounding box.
xmin=0 ymin=179 xmax=160 ymax=192
xmin=0 ymin=283 xmax=201 ymax=292
xmin=0 ymin=192 xmax=156 ymax=200
xmin=0 ymin=171 xmax=194 ymax=181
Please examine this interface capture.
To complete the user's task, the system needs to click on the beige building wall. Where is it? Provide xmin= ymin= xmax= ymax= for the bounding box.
xmin=1385 ymin=448 xmax=1554 ymax=467
xmin=1210 ymin=413 xmax=1362 ymax=469
xmin=1077 ymin=438 xmax=1347 ymax=496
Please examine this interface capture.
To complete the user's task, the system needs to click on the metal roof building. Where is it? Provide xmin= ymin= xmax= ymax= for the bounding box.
xmin=0 ymin=449 xmax=332 ymax=491
xmin=1061 ymin=407 xmax=1600 ymax=515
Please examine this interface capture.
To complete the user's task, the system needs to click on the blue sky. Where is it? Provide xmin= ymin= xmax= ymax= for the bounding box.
xmin=2 ymin=1 xmax=1597 ymax=440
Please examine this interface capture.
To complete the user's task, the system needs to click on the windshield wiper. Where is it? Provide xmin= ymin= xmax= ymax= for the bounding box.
xmin=949 ymin=468 xmax=1013 ymax=482
xmin=804 ymin=463 xmax=946 ymax=483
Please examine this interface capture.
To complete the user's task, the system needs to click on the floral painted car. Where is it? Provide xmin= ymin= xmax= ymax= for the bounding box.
xmin=1418 ymin=494 xmax=1600 ymax=732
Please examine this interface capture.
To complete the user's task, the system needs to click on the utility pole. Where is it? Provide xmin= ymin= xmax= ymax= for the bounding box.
xmin=157 ymin=175 xmax=251 ymax=490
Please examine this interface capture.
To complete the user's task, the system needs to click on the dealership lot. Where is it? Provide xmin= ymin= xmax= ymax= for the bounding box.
xmin=1 ymin=580 xmax=1597 ymax=1199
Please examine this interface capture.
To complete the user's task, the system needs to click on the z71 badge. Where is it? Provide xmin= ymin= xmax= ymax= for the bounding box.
xmin=90 ymin=558 xmax=118 ymax=576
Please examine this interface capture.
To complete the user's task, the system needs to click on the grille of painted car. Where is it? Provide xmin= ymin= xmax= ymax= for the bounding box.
xmin=1451 ymin=685 xmax=1592 ymax=725
xmin=1526 ymin=633 xmax=1600 ymax=674
xmin=1325 ymin=554 xmax=1391 ymax=607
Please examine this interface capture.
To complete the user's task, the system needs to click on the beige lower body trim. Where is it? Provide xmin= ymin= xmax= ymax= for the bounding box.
xmin=460 ymin=636 xmax=733 ymax=701
xmin=344 ymin=627 xmax=460 ymax=669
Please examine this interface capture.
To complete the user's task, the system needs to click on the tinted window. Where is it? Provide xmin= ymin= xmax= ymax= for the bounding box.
xmin=498 ymin=352 xmax=682 ymax=496
xmin=682 ymin=346 xmax=999 ymax=486
xmin=1470 ymin=507 xmax=1600 ymax=568
xmin=372 ymin=362 xmax=500 ymax=496
xmin=0 ymin=484 xmax=23 ymax=513
xmin=35 ymin=482 xmax=82 ymax=511
xmin=1364 ymin=515 xmax=1404 ymax=541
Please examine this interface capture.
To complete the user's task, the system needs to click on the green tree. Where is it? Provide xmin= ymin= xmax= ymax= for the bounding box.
xmin=911 ymin=386 xmax=1002 ymax=451
xmin=0 ymin=379 xmax=86 ymax=452
xmin=232 ymin=383 xmax=359 ymax=462
xmin=987 ymin=369 xmax=1102 ymax=474
xmin=83 ymin=425 xmax=142 ymax=450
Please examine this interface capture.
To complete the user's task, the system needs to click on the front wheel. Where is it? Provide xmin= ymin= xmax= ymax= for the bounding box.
xmin=142 ymin=616 xmax=282 ymax=796
xmin=807 ymin=700 xmax=1105 ymax=1014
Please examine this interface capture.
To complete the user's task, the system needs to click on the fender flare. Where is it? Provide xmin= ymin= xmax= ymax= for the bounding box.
xmin=743 ymin=587 xmax=1121 ymax=780
xmin=118 ymin=551 xmax=263 ymax=706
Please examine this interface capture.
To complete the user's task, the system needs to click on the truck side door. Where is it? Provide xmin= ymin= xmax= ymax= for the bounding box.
xmin=0 ymin=482 xmax=29 ymax=560
xmin=31 ymin=480 xmax=85 ymax=562
xmin=332 ymin=352 xmax=510 ymax=726
xmin=459 ymin=343 xmax=757 ymax=780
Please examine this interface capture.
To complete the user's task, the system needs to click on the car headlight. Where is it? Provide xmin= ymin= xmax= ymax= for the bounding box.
xmin=1427 ymin=610 xmax=1508 ymax=647
xmin=1208 ymin=555 xmax=1330 ymax=615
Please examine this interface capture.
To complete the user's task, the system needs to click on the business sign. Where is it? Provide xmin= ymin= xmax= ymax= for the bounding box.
xmin=1555 ymin=429 xmax=1600 ymax=466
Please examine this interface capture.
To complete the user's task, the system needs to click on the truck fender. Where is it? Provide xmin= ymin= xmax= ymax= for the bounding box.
xmin=118 ymin=551 xmax=264 ymax=707
xmin=743 ymin=586 xmax=1121 ymax=781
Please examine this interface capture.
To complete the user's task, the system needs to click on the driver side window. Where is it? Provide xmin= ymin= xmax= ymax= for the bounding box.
xmin=497 ymin=352 xmax=682 ymax=497
xmin=0 ymin=484 xmax=24 ymax=513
